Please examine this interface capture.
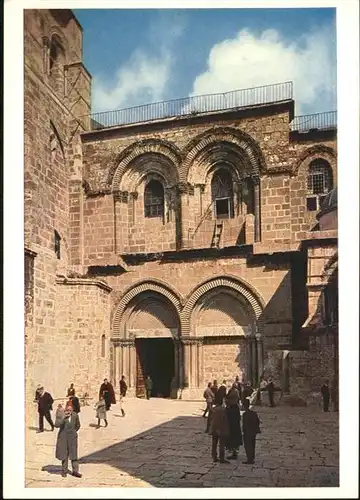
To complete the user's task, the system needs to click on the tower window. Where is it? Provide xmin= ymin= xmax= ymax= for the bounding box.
xmin=144 ymin=180 xmax=164 ymax=218
xmin=54 ymin=230 xmax=61 ymax=259
xmin=306 ymin=160 xmax=333 ymax=212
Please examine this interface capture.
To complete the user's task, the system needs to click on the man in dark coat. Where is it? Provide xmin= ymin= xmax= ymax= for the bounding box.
xmin=235 ymin=376 xmax=243 ymax=401
xmin=321 ymin=379 xmax=330 ymax=412
xmin=209 ymin=394 xmax=230 ymax=464
xmin=99 ymin=378 xmax=116 ymax=411
xmin=37 ymin=386 xmax=54 ymax=433
xmin=225 ymin=383 xmax=243 ymax=460
xmin=217 ymin=380 xmax=227 ymax=405
xmin=211 ymin=379 xmax=218 ymax=397
xmin=34 ymin=384 xmax=42 ymax=402
xmin=55 ymin=400 xmax=82 ymax=478
xmin=120 ymin=375 xmax=127 ymax=398
xmin=267 ymin=377 xmax=276 ymax=407
xmin=145 ymin=376 xmax=153 ymax=399
xmin=242 ymin=398 xmax=261 ymax=464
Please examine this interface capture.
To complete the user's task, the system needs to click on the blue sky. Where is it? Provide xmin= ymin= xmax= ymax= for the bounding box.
xmin=73 ymin=8 xmax=337 ymax=116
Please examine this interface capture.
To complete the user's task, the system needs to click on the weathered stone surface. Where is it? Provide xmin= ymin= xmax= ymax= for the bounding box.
xmin=25 ymin=399 xmax=339 ymax=488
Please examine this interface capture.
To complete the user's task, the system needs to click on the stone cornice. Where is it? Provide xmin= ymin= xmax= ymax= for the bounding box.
xmin=55 ymin=277 xmax=112 ymax=293
xmin=111 ymin=338 xmax=136 ymax=347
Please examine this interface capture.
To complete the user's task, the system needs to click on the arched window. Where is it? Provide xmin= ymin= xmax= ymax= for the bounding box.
xmin=211 ymin=169 xmax=234 ymax=219
xmin=101 ymin=335 xmax=106 ymax=358
xmin=306 ymin=160 xmax=333 ymax=212
xmin=144 ymin=180 xmax=164 ymax=218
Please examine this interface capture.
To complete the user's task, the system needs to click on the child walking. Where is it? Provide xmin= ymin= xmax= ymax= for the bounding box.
xmin=95 ymin=395 xmax=108 ymax=428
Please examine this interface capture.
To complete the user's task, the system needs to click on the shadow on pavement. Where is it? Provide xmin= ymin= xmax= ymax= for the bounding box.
xmin=79 ymin=415 xmax=210 ymax=487
xmin=41 ymin=465 xmax=63 ymax=475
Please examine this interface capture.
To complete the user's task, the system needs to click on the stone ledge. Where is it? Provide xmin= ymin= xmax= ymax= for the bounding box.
xmin=55 ymin=276 xmax=112 ymax=292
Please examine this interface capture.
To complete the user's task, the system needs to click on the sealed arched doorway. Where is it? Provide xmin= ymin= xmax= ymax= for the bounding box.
xmin=124 ymin=291 xmax=180 ymax=398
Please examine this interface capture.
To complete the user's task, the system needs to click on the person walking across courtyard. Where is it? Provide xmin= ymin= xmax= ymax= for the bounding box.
xmin=99 ymin=378 xmax=116 ymax=411
xmin=242 ymin=398 xmax=261 ymax=464
xmin=95 ymin=395 xmax=108 ymax=428
xmin=120 ymin=375 xmax=127 ymax=398
xmin=37 ymin=386 xmax=54 ymax=433
xmin=203 ymin=382 xmax=214 ymax=418
xmin=267 ymin=377 xmax=276 ymax=407
xmin=321 ymin=379 xmax=330 ymax=412
xmin=55 ymin=399 xmax=82 ymax=478
xmin=209 ymin=394 xmax=230 ymax=464
xmin=145 ymin=376 xmax=153 ymax=399
xmin=225 ymin=382 xmax=243 ymax=460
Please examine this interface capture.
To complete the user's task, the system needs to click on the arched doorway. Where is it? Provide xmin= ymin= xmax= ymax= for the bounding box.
xmin=122 ymin=291 xmax=180 ymax=398
xmin=192 ymin=287 xmax=257 ymax=384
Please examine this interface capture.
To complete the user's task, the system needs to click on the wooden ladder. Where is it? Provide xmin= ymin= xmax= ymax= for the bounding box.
xmin=211 ymin=221 xmax=223 ymax=248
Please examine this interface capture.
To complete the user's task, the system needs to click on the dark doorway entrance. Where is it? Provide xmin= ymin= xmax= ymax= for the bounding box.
xmin=135 ymin=338 xmax=175 ymax=398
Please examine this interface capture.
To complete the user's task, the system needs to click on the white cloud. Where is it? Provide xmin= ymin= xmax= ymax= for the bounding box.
xmin=92 ymin=13 xmax=186 ymax=114
xmin=190 ymin=25 xmax=337 ymax=115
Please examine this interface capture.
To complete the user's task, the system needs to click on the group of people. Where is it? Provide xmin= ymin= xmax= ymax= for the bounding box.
xmin=33 ymin=376 xmax=129 ymax=479
xmin=203 ymin=378 xmax=261 ymax=464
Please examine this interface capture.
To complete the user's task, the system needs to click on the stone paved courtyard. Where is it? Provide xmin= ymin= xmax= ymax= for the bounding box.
xmin=25 ymin=398 xmax=339 ymax=488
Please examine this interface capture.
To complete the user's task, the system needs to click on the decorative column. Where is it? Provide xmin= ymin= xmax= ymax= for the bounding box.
xmin=182 ymin=338 xmax=191 ymax=387
xmin=173 ymin=339 xmax=180 ymax=387
xmin=177 ymin=183 xmax=194 ymax=249
xmin=253 ymin=175 xmax=261 ymax=242
xmin=129 ymin=339 xmax=136 ymax=389
xmin=251 ymin=335 xmax=257 ymax=387
xmin=178 ymin=340 xmax=184 ymax=387
xmin=197 ymin=338 xmax=204 ymax=388
xmin=255 ymin=331 xmax=264 ymax=381
xmin=42 ymin=36 xmax=50 ymax=74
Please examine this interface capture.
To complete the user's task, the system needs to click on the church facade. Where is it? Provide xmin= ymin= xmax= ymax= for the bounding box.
xmin=24 ymin=9 xmax=338 ymax=402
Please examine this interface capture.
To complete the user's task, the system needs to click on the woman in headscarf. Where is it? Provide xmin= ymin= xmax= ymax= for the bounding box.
xmin=54 ymin=400 xmax=82 ymax=478
xmin=224 ymin=382 xmax=243 ymax=460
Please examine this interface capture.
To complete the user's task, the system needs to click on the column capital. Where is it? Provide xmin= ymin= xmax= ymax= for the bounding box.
xmin=111 ymin=337 xmax=135 ymax=347
xmin=181 ymin=336 xmax=203 ymax=346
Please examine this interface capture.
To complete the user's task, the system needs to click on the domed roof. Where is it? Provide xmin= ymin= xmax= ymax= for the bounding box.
xmin=317 ymin=187 xmax=337 ymax=217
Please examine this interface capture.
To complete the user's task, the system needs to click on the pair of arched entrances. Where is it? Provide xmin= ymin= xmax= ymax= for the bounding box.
xmin=111 ymin=277 xmax=265 ymax=397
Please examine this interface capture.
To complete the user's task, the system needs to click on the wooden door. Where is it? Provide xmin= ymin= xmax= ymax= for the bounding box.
xmin=135 ymin=341 xmax=146 ymax=398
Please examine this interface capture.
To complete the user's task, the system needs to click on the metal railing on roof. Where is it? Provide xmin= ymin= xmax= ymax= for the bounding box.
xmin=88 ymin=81 xmax=293 ymax=130
xmin=290 ymin=111 xmax=337 ymax=132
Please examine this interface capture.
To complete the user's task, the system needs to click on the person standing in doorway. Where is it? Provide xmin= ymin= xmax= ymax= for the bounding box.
xmin=235 ymin=376 xmax=243 ymax=402
xmin=145 ymin=376 xmax=153 ymax=399
xmin=55 ymin=399 xmax=82 ymax=478
xmin=267 ymin=377 xmax=276 ymax=407
xmin=37 ymin=386 xmax=54 ymax=433
xmin=209 ymin=393 xmax=230 ymax=464
xmin=242 ymin=398 xmax=261 ymax=464
xmin=99 ymin=378 xmax=116 ymax=411
xmin=94 ymin=395 xmax=108 ymax=428
xmin=120 ymin=375 xmax=127 ymax=398
xmin=321 ymin=379 xmax=331 ymax=412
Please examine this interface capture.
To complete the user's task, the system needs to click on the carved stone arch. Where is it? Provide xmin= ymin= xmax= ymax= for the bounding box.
xmin=181 ymin=127 xmax=266 ymax=184
xmin=108 ymin=139 xmax=182 ymax=192
xmin=112 ymin=279 xmax=183 ymax=338
xmin=119 ymin=154 xmax=177 ymax=193
xmin=181 ymin=275 xmax=265 ymax=336
xmin=50 ymin=120 xmax=65 ymax=160
xmin=293 ymin=145 xmax=337 ymax=176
